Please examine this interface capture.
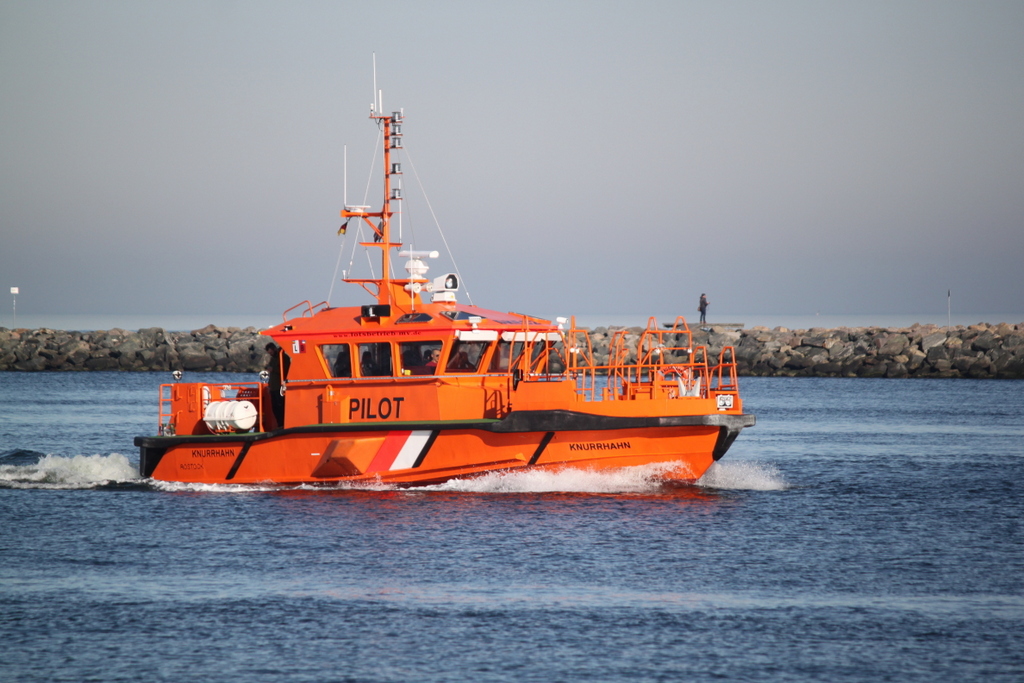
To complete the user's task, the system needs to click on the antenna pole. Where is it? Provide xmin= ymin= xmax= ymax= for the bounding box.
xmin=339 ymin=60 xmax=412 ymax=307
xmin=343 ymin=144 xmax=347 ymax=206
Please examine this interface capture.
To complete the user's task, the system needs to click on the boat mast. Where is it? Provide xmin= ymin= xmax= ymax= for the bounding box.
xmin=340 ymin=106 xmax=405 ymax=306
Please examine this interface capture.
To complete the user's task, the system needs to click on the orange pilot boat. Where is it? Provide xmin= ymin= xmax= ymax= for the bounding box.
xmin=135 ymin=103 xmax=755 ymax=487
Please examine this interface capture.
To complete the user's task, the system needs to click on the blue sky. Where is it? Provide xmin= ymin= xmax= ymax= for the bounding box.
xmin=2 ymin=1 xmax=1022 ymax=326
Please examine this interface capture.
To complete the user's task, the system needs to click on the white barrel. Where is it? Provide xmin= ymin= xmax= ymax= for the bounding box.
xmin=203 ymin=400 xmax=258 ymax=433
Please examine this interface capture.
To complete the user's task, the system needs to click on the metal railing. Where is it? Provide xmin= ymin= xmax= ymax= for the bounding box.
xmin=282 ymin=300 xmax=330 ymax=323
xmin=563 ymin=317 xmax=739 ymax=403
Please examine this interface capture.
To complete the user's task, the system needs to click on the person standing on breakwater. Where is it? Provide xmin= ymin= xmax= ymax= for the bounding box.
xmin=698 ymin=293 xmax=709 ymax=325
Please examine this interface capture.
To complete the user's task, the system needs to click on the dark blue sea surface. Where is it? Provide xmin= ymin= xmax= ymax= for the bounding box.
xmin=1 ymin=373 xmax=1022 ymax=682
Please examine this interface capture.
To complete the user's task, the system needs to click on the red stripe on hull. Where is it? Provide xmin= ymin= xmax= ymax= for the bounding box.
xmin=365 ymin=430 xmax=412 ymax=473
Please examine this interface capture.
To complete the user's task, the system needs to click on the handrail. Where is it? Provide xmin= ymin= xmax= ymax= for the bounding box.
xmin=710 ymin=345 xmax=740 ymax=392
xmin=158 ymin=384 xmax=174 ymax=435
xmin=281 ymin=300 xmax=330 ymax=323
xmin=561 ymin=315 xmax=742 ymax=403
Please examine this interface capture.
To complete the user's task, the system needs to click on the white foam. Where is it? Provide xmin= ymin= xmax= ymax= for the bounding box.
xmin=0 ymin=453 xmax=141 ymax=489
xmin=149 ymin=480 xmax=283 ymax=493
xmin=148 ymin=477 xmax=396 ymax=494
xmin=696 ymin=460 xmax=789 ymax=491
xmin=13 ymin=458 xmax=784 ymax=494
xmin=425 ymin=461 xmax=688 ymax=494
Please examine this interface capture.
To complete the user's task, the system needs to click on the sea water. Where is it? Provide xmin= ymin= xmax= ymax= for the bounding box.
xmin=1 ymin=373 xmax=1022 ymax=682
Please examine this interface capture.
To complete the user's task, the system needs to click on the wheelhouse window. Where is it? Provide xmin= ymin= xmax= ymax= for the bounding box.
xmin=488 ymin=339 xmax=512 ymax=372
xmin=358 ymin=342 xmax=393 ymax=377
xmin=399 ymin=340 xmax=443 ymax=375
xmin=321 ymin=344 xmax=352 ymax=378
xmin=445 ymin=340 xmax=490 ymax=373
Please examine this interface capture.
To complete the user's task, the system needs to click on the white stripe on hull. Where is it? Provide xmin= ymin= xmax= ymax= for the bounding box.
xmin=390 ymin=430 xmax=432 ymax=470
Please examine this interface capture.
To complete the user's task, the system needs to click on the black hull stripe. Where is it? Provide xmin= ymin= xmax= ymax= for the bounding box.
xmin=225 ymin=441 xmax=254 ymax=481
xmin=136 ymin=411 xmax=756 ymax=450
xmin=411 ymin=430 xmax=439 ymax=469
xmin=136 ymin=409 xmax=757 ymax=473
xmin=529 ymin=432 xmax=555 ymax=466
xmin=139 ymin=445 xmax=168 ymax=478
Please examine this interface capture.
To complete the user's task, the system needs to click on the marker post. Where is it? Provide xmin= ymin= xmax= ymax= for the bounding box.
xmin=10 ymin=287 xmax=17 ymax=328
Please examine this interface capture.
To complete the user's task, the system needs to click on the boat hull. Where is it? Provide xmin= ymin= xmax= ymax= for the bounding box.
xmin=136 ymin=411 xmax=755 ymax=486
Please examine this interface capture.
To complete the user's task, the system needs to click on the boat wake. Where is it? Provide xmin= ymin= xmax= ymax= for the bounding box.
xmin=426 ymin=460 xmax=789 ymax=494
xmin=697 ymin=460 xmax=789 ymax=491
xmin=428 ymin=462 xmax=687 ymax=494
xmin=0 ymin=451 xmax=142 ymax=490
xmin=0 ymin=451 xmax=786 ymax=494
xmin=149 ymin=480 xmax=301 ymax=493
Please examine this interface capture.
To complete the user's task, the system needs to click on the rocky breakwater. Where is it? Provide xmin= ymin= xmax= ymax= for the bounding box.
xmin=732 ymin=323 xmax=1024 ymax=378
xmin=0 ymin=325 xmax=271 ymax=373
xmin=2 ymin=322 xmax=1023 ymax=378
xmin=586 ymin=322 xmax=1024 ymax=379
